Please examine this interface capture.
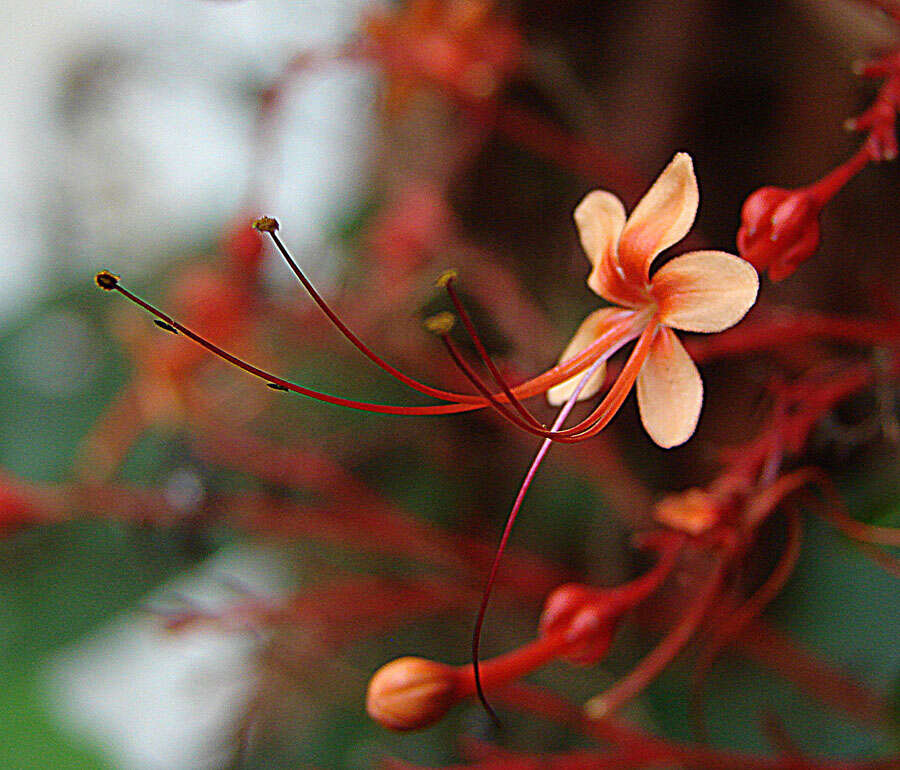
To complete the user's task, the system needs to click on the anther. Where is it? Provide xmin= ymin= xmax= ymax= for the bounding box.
xmin=434 ymin=268 xmax=459 ymax=288
xmin=266 ymin=382 xmax=290 ymax=392
xmin=424 ymin=312 xmax=456 ymax=335
xmin=95 ymin=270 xmax=120 ymax=291
xmin=153 ymin=320 xmax=179 ymax=334
xmin=252 ymin=216 xmax=280 ymax=233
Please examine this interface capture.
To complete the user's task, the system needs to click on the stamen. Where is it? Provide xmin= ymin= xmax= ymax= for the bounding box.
xmin=422 ymin=311 xmax=456 ymax=335
xmin=252 ymin=216 xmax=279 ymax=233
xmin=472 ymin=356 xmax=607 ymax=724
xmin=95 ymin=274 xmax=486 ymax=416
xmin=260 ymin=223 xmax=651 ymax=415
xmin=436 ymin=316 xmax=657 ymax=442
xmin=258 ymin=223 xmax=487 ymax=405
xmin=436 ymin=329 xmax=555 ymax=439
xmin=551 ymin=319 xmax=658 ymax=441
xmin=95 ymin=270 xmax=120 ymax=291
xmin=442 ymin=274 xmax=545 ymax=429
xmin=94 ymin=270 xmax=649 ymax=421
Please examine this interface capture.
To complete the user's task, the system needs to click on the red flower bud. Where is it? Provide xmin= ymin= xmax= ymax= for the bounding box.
xmin=539 ymin=584 xmax=619 ymax=666
xmin=736 ymin=186 xmax=822 ymax=282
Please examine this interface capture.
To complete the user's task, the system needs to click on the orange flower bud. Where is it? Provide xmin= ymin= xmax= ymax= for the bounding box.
xmin=366 ymin=656 xmax=459 ymax=731
xmin=736 ymin=186 xmax=822 ymax=281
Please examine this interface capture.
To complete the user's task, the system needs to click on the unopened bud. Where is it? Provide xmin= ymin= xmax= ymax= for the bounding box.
xmin=366 ymin=656 xmax=459 ymax=731
xmin=736 ymin=186 xmax=821 ymax=281
xmin=540 ymin=584 xmax=617 ymax=666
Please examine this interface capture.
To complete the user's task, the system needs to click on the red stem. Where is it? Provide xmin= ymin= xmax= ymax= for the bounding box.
xmin=808 ymin=147 xmax=873 ymax=206
xmin=584 ymin=554 xmax=729 ymax=719
xmin=691 ymin=512 xmax=804 ymax=740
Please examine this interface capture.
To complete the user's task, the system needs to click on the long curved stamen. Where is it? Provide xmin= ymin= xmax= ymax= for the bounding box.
xmin=440 ymin=272 xmax=545 ymax=429
xmin=438 ymin=330 xmax=561 ymax=438
xmin=472 ymin=356 xmax=606 ymax=724
xmin=264 ymin=219 xmax=651 ymax=423
xmin=259 ymin=221 xmax=485 ymax=404
xmin=98 ymin=275 xmax=460 ymax=415
xmin=263 ymin=218 xmax=659 ymax=414
xmin=95 ymin=271 xmax=647 ymax=418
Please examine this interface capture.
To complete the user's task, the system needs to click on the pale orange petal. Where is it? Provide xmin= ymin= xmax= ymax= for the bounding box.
xmin=575 ymin=190 xmax=626 ymax=265
xmin=618 ymin=152 xmax=699 ymax=284
xmin=573 ymin=191 xmax=640 ymax=307
xmin=546 ymin=307 xmax=625 ymax=406
xmin=636 ymin=327 xmax=703 ymax=448
xmin=651 ymin=250 xmax=759 ymax=333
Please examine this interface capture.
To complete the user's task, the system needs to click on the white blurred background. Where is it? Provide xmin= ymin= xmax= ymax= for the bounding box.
xmin=1 ymin=0 xmax=374 ymax=320
xmin=3 ymin=2 xmax=374 ymax=767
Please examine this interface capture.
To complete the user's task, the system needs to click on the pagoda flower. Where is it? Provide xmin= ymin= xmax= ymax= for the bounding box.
xmin=547 ymin=152 xmax=759 ymax=448
xmin=94 ymin=153 xmax=758 ymax=448
xmin=96 ymin=152 xmax=759 ymax=728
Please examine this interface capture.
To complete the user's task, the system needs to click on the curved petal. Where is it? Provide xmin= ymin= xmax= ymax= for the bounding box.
xmin=651 ymin=250 xmax=759 ymax=333
xmin=546 ymin=307 xmax=626 ymax=406
xmin=575 ymin=190 xmax=626 ymax=268
xmin=636 ymin=327 xmax=703 ymax=448
xmin=574 ymin=191 xmax=644 ymax=307
xmin=618 ymin=152 xmax=699 ymax=284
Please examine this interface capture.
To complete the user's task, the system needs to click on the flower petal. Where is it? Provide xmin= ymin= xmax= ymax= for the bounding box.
xmin=574 ymin=191 xmax=643 ymax=307
xmin=546 ymin=307 xmax=625 ymax=406
xmin=651 ymin=250 xmax=759 ymax=333
xmin=575 ymin=190 xmax=626 ymax=267
xmin=636 ymin=327 xmax=702 ymax=448
xmin=618 ymin=152 xmax=699 ymax=284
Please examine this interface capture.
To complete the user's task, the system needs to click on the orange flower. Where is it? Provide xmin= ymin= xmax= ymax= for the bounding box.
xmin=363 ymin=0 xmax=521 ymax=113
xmin=548 ymin=153 xmax=759 ymax=448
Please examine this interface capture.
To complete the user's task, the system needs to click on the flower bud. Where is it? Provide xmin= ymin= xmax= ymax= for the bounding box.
xmin=539 ymin=584 xmax=617 ymax=666
xmin=737 ymin=186 xmax=822 ymax=282
xmin=366 ymin=656 xmax=459 ymax=731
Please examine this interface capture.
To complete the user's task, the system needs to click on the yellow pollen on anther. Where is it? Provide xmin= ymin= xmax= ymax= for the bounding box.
xmin=424 ymin=312 xmax=456 ymax=335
